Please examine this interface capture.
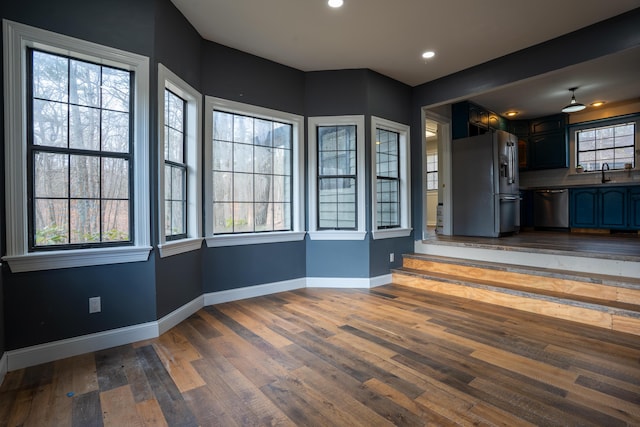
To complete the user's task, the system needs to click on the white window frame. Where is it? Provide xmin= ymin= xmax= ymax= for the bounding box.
xmin=2 ymin=19 xmax=151 ymax=272
xmin=204 ymin=97 xmax=305 ymax=247
xmin=157 ymin=64 xmax=202 ymax=257
xmin=371 ymin=116 xmax=411 ymax=239
xmin=308 ymin=115 xmax=366 ymax=240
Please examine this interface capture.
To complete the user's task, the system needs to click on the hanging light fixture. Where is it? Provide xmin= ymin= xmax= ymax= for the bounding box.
xmin=561 ymin=87 xmax=586 ymax=113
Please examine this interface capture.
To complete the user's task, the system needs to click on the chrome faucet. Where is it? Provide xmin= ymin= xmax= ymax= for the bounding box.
xmin=601 ymin=162 xmax=611 ymax=183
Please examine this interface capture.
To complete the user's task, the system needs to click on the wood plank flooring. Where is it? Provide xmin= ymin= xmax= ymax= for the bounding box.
xmin=1 ymin=285 xmax=640 ymax=426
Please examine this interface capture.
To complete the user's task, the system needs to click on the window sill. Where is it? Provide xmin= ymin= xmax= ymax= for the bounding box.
xmin=2 ymin=246 xmax=153 ymax=273
xmin=307 ymin=230 xmax=367 ymax=241
xmin=205 ymin=231 xmax=306 ymax=247
xmin=158 ymin=238 xmax=203 ymax=258
xmin=371 ymin=228 xmax=413 ymax=240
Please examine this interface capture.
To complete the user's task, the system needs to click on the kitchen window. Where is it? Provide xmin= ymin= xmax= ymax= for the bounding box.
xmin=371 ymin=116 xmax=411 ymax=239
xmin=426 ymin=153 xmax=438 ymax=190
xmin=308 ymin=116 xmax=366 ymax=240
xmin=3 ymin=20 xmax=151 ymax=272
xmin=576 ymin=120 xmax=636 ymax=171
xmin=157 ymin=64 xmax=202 ymax=258
xmin=204 ymin=97 xmax=305 ymax=247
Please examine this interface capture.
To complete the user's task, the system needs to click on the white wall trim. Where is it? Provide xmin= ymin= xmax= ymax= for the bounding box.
xmin=157 ymin=295 xmax=204 ymax=335
xmin=306 ymin=274 xmax=391 ymax=289
xmin=6 ymin=321 xmax=158 ymax=371
xmin=0 ymin=352 xmax=7 ymax=387
xmin=204 ymin=278 xmax=306 ymax=305
xmin=3 ymin=274 xmax=396 ymax=373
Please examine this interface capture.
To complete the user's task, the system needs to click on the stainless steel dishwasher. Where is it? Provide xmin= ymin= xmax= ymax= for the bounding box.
xmin=533 ymin=189 xmax=569 ymax=228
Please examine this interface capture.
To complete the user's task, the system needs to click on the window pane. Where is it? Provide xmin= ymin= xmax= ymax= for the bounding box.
xmin=69 ymin=60 xmax=100 ymax=107
xmin=166 ymin=128 xmax=184 ymax=163
xmin=70 ymin=200 xmax=100 ymax=243
xmin=102 ymin=200 xmax=129 ymax=241
xmin=273 ymin=203 xmax=291 ymax=231
xmin=213 ymin=203 xmax=233 ymax=233
xmin=101 ymin=110 xmax=130 ymax=153
xmin=33 ymin=51 xmax=68 ymax=102
xmin=69 ymin=106 xmax=100 ymax=150
xmin=577 ymin=122 xmax=635 ymax=170
xmin=213 ymin=171 xmax=232 ymax=202
xmin=212 ymin=111 xmax=293 ymax=234
xmin=33 ymin=100 xmax=68 ymax=147
xmin=70 ymin=155 xmax=100 ymax=198
xmin=29 ymin=50 xmax=133 ymax=250
xmin=101 ymin=67 xmax=130 ymax=112
xmin=34 ymin=152 xmax=68 ymax=198
xmin=171 ymin=201 xmax=185 ymax=235
xmin=102 ymin=158 xmax=129 ymax=199
xmin=233 ymin=143 xmax=253 ymax=173
xmin=34 ymin=199 xmax=69 ymax=246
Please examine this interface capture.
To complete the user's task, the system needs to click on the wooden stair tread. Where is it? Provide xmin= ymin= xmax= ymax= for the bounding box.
xmin=393 ymin=267 xmax=640 ymax=317
xmin=403 ymin=253 xmax=640 ymax=289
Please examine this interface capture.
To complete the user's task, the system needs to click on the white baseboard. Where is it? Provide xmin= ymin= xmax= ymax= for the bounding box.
xmin=158 ymin=295 xmax=204 ymax=335
xmin=0 ymin=352 xmax=7 ymax=387
xmin=6 ymin=321 xmax=158 ymax=371
xmin=204 ymin=278 xmax=306 ymax=305
xmin=4 ymin=274 xmax=393 ymax=372
xmin=306 ymin=274 xmax=392 ymax=289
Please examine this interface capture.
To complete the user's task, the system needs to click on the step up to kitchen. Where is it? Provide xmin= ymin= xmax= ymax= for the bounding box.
xmin=392 ymin=253 xmax=640 ymax=336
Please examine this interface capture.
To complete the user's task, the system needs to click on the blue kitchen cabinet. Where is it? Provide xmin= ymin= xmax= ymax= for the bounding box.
xmin=571 ymin=186 xmax=639 ymax=229
xmin=528 ymin=114 xmax=569 ymax=170
xmin=600 ymin=187 xmax=627 ymax=229
xmin=571 ymin=188 xmax=598 ymax=228
xmin=630 ymin=187 xmax=640 ymax=229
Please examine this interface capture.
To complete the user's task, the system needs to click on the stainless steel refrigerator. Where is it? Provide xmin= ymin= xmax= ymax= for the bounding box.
xmin=452 ymin=129 xmax=520 ymax=237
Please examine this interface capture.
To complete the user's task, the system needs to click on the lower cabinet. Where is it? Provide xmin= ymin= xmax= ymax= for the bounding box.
xmin=570 ymin=186 xmax=639 ymax=230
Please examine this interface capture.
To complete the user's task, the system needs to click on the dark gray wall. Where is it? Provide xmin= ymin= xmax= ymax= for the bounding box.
xmin=0 ymin=0 xmax=159 ymax=350
xmin=200 ymin=39 xmax=307 ymax=292
xmin=365 ymin=71 xmax=414 ymax=276
xmin=153 ymin=0 xmax=204 ymax=318
xmin=305 ymin=70 xmax=371 ymax=278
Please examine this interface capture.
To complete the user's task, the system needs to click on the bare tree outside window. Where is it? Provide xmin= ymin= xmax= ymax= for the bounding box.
xmin=30 ymin=50 xmax=132 ymax=248
xmin=212 ymin=111 xmax=292 ymax=234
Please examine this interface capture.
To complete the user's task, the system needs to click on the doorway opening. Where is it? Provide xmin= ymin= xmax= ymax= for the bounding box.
xmin=422 ymin=110 xmax=451 ymax=240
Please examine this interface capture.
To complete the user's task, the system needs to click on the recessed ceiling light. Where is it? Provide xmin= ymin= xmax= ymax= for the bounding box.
xmin=328 ymin=0 xmax=343 ymax=8
xmin=591 ymin=101 xmax=605 ymax=107
xmin=506 ymin=111 xmax=518 ymax=117
xmin=422 ymin=51 xmax=435 ymax=59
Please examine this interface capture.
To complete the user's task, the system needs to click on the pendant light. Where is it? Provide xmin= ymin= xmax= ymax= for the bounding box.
xmin=561 ymin=87 xmax=586 ymax=113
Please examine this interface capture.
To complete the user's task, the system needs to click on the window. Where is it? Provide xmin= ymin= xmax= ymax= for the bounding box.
xmin=375 ymin=128 xmax=400 ymax=228
xmin=3 ymin=20 xmax=150 ymax=272
xmin=317 ymin=125 xmax=357 ymax=230
xmin=308 ymin=116 xmax=366 ymax=240
xmin=426 ymin=153 xmax=438 ymax=190
xmin=204 ymin=97 xmax=305 ymax=247
xmin=370 ymin=117 xmax=411 ymax=239
xmin=576 ymin=121 xmax=636 ymax=171
xmin=29 ymin=50 xmax=133 ymax=249
xmin=157 ymin=64 xmax=202 ymax=257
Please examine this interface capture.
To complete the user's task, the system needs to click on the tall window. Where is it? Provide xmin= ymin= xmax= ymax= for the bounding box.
xmin=426 ymin=153 xmax=438 ymax=190
xmin=163 ymin=89 xmax=187 ymax=240
xmin=577 ymin=122 xmax=635 ymax=171
xmin=317 ymin=125 xmax=357 ymax=230
xmin=212 ymin=111 xmax=293 ymax=234
xmin=4 ymin=20 xmax=150 ymax=272
xmin=370 ymin=116 xmax=411 ymax=240
xmin=376 ymin=128 xmax=400 ymax=229
xmin=29 ymin=49 xmax=132 ymax=249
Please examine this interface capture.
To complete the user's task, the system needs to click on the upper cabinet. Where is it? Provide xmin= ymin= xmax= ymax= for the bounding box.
xmin=528 ymin=114 xmax=569 ymax=170
xmin=452 ymin=101 xmax=507 ymax=140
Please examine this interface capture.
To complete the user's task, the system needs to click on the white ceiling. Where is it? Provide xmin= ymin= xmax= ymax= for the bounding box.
xmin=171 ymin=0 xmax=640 ymax=118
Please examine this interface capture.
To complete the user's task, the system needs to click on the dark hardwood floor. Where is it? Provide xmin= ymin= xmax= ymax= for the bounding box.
xmin=1 ymin=285 xmax=639 ymax=426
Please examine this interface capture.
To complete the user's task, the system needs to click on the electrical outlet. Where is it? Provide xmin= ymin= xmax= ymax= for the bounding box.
xmin=389 ymin=253 xmax=395 ymax=263
xmin=89 ymin=296 xmax=101 ymax=314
